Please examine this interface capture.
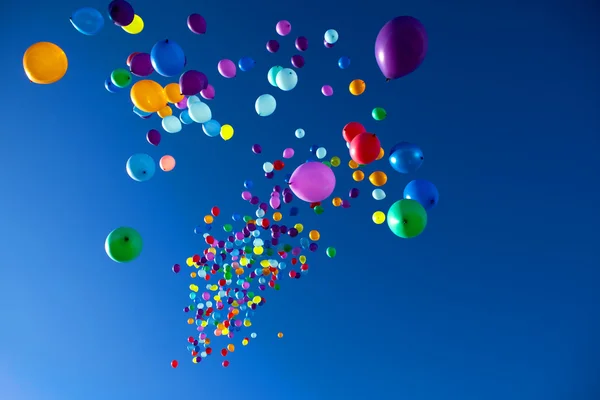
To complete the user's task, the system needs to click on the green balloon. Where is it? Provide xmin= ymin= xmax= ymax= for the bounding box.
xmin=111 ymin=68 xmax=132 ymax=88
xmin=372 ymin=107 xmax=387 ymax=121
xmin=105 ymin=227 xmax=143 ymax=262
xmin=386 ymin=199 xmax=427 ymax=239
xmin=326 ymin=247 xmax=337 ymax=258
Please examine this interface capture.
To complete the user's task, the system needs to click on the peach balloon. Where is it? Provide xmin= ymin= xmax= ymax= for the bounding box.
xmin=160 ymin=155 xmax=176 ymax=172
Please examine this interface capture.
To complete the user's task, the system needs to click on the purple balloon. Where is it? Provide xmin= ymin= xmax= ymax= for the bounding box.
xmin=374 ymin=16 xmax=428 ymax=80
xmin=217 ymin=59 xmax=236 ymax=78
xmin=108 ymin=0 xmax=134 ymax=27
xmin=289 ymin=162 xmax=336 ymax=203
xmin=175 ymin=97 xmax=188 ymax=109
xmin=291 ymin=55 xmax=305 ymax=69
xmin=276 ymin=20 xmax=291 ymax=36
xmin=200 ymin=84 xmax=215 ymax=100
xmin=321 ymin=85 xmax=333 ymax=96
xmin=349 ymin=188 xmax=360 ymax=198
xmin=295 ymin=36 xmax=308 ymax=52
xmin=172 ymin=264 xmax=181 ymax=273
xmin=252 ymin=144 xmax=262 ymax=154
xmin=324 ymin=40 xmax=334 ymax=48
xmin=130 ymin=53 xmax=154 ymax=77
xmin=187 ymin=13 xmax=207 ymax=34
xmin=147 ymin=129 xmax=161 ymax=146
xmin=179 ymin=70 xmax=208 ymax=95
xmin=266 ymin=40 xmax=280 ymax=53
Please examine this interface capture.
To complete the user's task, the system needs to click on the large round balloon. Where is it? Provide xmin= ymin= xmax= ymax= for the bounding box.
xmin=375 ymin=16 xmax=428 ymax=80
xmin=187 ymin=13 xmax=207 ymax=34
xmin=342 ymin=122 xmax=365 ymax=142
xmin=70 ymin=7 xmax=104 ymax=35
xmin=126 ymin=153 xmax=156 ymax=182
xmin=108 ymin=0 xmax=134 ymax=27
xmin=151 ymin=40 xmax=186 ymax=77
xmin=404 ymin=179 xmax=439 ymax=210
xmin=129 ymin=53 xmax=154 ymax=77
xmin=349 ymin=133 xmax=381 ymax=165
xmin=179 ymin=70 xmax=208 ymax=95
xmin=389 ymin=142 xmax=424 ymax=173
xmin=23 ymin=42 xmax=68 ymax=84
xmin=105 ymin=227 xmax=143 ymax=262
xmin=289 ymin=162 xmax=336 ymax=203
xmin=255 ymin=94 xmax=276 ymax=116
xmin=275 ymin=68 xmax=298 ymax=91
xmin=267 ymin=66 xmax=283 ymax=87
xmin=387 ymin=199 xmax=427 ymax=238
xmin=130 ymin=80 xmax=167 ymax=113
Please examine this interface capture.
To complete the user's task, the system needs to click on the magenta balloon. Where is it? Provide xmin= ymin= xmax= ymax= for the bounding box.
xmin=374 ymin=16 xmax=428 ymax=80
xmin=324 ymin=40 xmax=334 ymax=48
xmin=187 ymin=13 xmax=207 ymax=34
xmin=295 ymin=36 xmax=308 ymax=51
xmin=175 ymin=97 xmax=188 ymax=109
xmin=200 ymin=84 xmax=215 ymax=100
xmin=266 ymin=40 xmax=280 ymax=53
xmin=282 ymin=148 xmax=295 ymax=159
xmin=217 ymin=59 xmax=236 ymax=78
xmin=179 ymin=70 xmax=208 ymax=95
xmin=130 ymin=53 xmax=154 ymax=77
xmin=275 ymin=20 xmax=291 ymax=36
xmin=321 ymin=85 xmax=333 ymax=96
xmin=291 ymin=55 xmax=305 ymax=68
xmin=289 ymin=162 xmax=336 ymax=203
xmin=147 ymin=129 xmax=161 ymax=146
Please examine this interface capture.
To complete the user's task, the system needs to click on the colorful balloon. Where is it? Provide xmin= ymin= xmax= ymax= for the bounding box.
xmin=147 ymin=129 xmax=161 ymax=146
xmin=151 ymin=39 xmax=186 ymax=77
xmin=372 ymin=211 xmax=386 ymax=224
xmin=338 ymin=56 xmax=351 ymax=69
xmin=369 ymin=171 xmax=388 ymax=187
xmin=372 ymin=107 xmax=387 ymax=121
xmin=403 ymin=179 xmax=439 ymax=210
xmin=105 ymin=227 xmax=143 ymax=263
xmin=276 ymin=20 xmax=291 ymax=36
xmin=111 ymin=68 xmax=132 ymax=88
xmin=266 ymin=40 xmax=280 ymax=53
xmin=203 ymin=120 xmax=221 ymax=137
xmin=342 ymin=122 xmax=366 ymax=142
xmin=349 ymin=133 xmax=381 ymax=165
xmin=275 ymin=68 xmax=298 ymax=91
xmin=389 ymin=142 xmax=424 ymax=174
xmin=104 ymin=78 xmax=121 ymax=93
xmin=324 ymin=29 xmax=339 ymax=44
xmin=70 ymin=7 xmax=104 ymax=35
xmin=23 ymin=42 xmax=68 ymax=84
xmin=291 ymin=55 xmax=305 ymax=68
xmin=295 ymin=36 xmax=308 ymax=51
xmin=349 ymin=79 xmax=366 ymax=96
xmin=164 ymin=83 xmax=184 ymax=103
xmin=217 ymin=59 xmax=236 ymax=78
xmin=160 ymin=155 xmax=176 ymax=172
xmin=188 ymin=101 xmax=212 ymax=123
xmin=126 ymin=153 xmax=156 ymax=182
xmin=267 ymin=66 xmax=283 ymax=87
xmin=126 ymin=52 xmax=139 ymax=67
xmin=289 ymin=162 xmax=336 ymax=203
xmin=295 ymin=128 xmax=305 ymax=139
xmin=238 ymin=56 xmax=256 ymax=72
xmin=220 ymin=124 xmax=234 ymax=141
xmin=179 ymin=70 xmax=208 ymax=95
xmin=187 ymin=13 xmax=207 ymax=34
xmin=200 ymin=84 xmax=215 ymax=100
xmin=129 ymin=53 xmax=154 ymax=77
xmin=162 ymin=115 xmax=182 ymax=133
xmin=321 ymin=85 xmax=333 ymax=96
xmin=122 ymin=14 xmax=144 ymax=34
xmin=372 ymin=188 xmax=386 ymax=200
xmin=179 ymin=110 xmax=193 ymax=124
xmin=130 ymin=80 xmax=167 ymax=113
xmin=108 ymin=0 xmax=134 ymax=27
xmin=387 ymin=199 xmax=427 ymax=238
xmin=255 ymin=94 xmax=276 ymax=116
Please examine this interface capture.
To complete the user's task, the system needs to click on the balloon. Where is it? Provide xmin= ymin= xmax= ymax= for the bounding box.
xmin=387 ymin=199 xmax=427 ymax=238
xmin=254 ymin=145 xmax=263 ymax=155
xmin=203 ymin=120 xmax=221 ymax=137
xmin=200 ymin=84 xmax=215 ymax=100
xmin=295 ymin=36 xmax=308 ymax=51
xmin=349 ymin=133 xmax=381 ymax=165
xmin=179 ymin=70 xmax=208 ymax=96
xmin=321 ymin=85 xmax=333 ymax=96
xmin=147 ymin=129 xmax=161 ymax=146
xmin=188 ymin=101 xmax=212 ymax=123
xmin=126 ymin=153 xmax=156 ymax=182
xmin=108 ymin=0 xmax=134 ymax=27
xmin=389 ymin=142 xmax=424 ymax=174
xmin=126 ymin=52 xmax=139 ymax=67
xmin=23 ymin=42 xmax=68 ymax=84
xmin=372 ymin=107 xmax=387 ymax=120
xmin=342 ymin=122 xmax=366 ymax=142
xmin=105 ymin=227 xmax=143 ymax=262
xmin=187 ymin=95 xmax=201 ymax=106
xmin=104 ymin=78 xmax=121 ymax=93
xmin=129 ymin=53 xmax=154 ymax=77
xmin=187 ymin=13 xmax=207 ymax=34
xmin=276 ymin=20 xmax=291 ymax=36
xmin=372 ymin=211 xmax=386 ymax=224
xmin=295 ymin=128 xmax=305 ymax=139
xmin=151 ymin=40 xmax=186 ymax=77
xmin=324 ymin=29 xmax=339 ymax=44
xmin=122 ymin=14 xmax=144 ymax=34
xmin=238 ymin=56 xmax=256 ymax=72
xmin=130 ymin=80 xmax=167 ymax=113
xmin=217 ymin=59 xmax=236 ymax=78
xmin=291 ymin=55 xmax=305 ymax=69
xmin=338 ymin=56 xmax=351 ymax=69
xmin=162 ymin=115 xmax=182 ymax=133
xmin=349 ymin=79 xmax=366 ymax=96
xmin=315 ymin=147 xmax=327 ymax=159
xmin=289 ymin=162 xmax=336 ymax=203
xmin=375 ymin=16 xmax=428 ymax=80
xmin=267 ymin=66 xmax=283 ymax=87
xmin=220 ymin=124 xmax=234 ymax=141
xmin=283 ymin=148 xmax=295 ymax=158
xmin=111 ymin=68 xmax=132 ymax=88
xmin=372 ymin=188 xmax=386 ymax=200
xmin=179 ymin=110 xmax=193 ymax=124
xmin=266 ymin=40 xmax=280 ymax=53
xmin=403 ymin=179 xmax=439 ymax=210
xmin=275 ymin=68 xmax=298 ymax=91
xmin=326 ymin=247 xmax=337 ymax=258
xmin=369 ymin=171 xmax=388 ymax=187
xmin=133 ymin=106 xmax=151 ymax=118
xmin=70 ymin=7 xmax=104 ymax=35
xmin=159 ymin=155 xmax=176 ymax=172
xmin=164 ymin=83 xmax=184 ymax=103
xmin=175 ymin=97 xmax=188 ymax=109
xmin=324 ymin=40 xmax=334 ymax=48
xmin=157 ymin=105 xmax=173 ymax=118
xmin=255 ymin=94 xmax=276 ymax=116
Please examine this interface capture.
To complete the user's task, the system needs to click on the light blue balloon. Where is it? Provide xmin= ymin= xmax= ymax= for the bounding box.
xmin=315 ymin=147 xmax=327 ymax=159
xmin=295 ymin=128 xmax=305 ymax=138
xmin=70 ymin=7 xmax=104 ymax=36
xmin=179 ymin=110 xmax=193 ymax=125
xmin=267 ymin=66 xmax=283 ymax=87
xmin=324 ymin=29 xmax=339 ymax=44
xmin=150 ymin=39 xmax=186 ymax=77
xmin=126 ymin=154 xmax=156 ymax=182
xmin=275 ymin=68 xmax=298 ymax=91
xmin=255 ymin=94 xmax=276 ymax=117
xmin=162 ymin=115 xmax=182 ymax=133
xmin=202 ymin=120 xmax=221 ymax=137
xmin=188 ymin=102 xmax=212 ymax=123
xmin=187 ymin=95 xmax=201 ymax=107
xmin=238 ymin=56 xmax=256 ymax=72
xmin=104 ymin=78 xmax=121 ymax=93
xmin=132 ymin=106 xmax=151 ymax=117
xmin=338 ymin=56 xmax=351 ymax=69
xmin=372 ymin=188 xmax=386 ymax=200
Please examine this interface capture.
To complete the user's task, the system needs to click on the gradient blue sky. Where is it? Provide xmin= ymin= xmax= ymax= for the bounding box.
xmin=1 ymin=0 xmax=599 ymax=399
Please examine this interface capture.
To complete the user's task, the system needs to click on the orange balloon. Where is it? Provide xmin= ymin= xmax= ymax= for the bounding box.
xmin=376 ymin=147 xmax=385 ymax=160
xmin=160 ymin=155 xmax=176 ymax=172
xmin=164 ymin=83 xmax=184 ymax=103
xmin=332 ymin=197 xmax=342 ymax=207
xmin=352 ymin=170 xmax=364 ymax=182
xmin=130 ymin=80 xmax=168 ymax=113
xmin=23 ymin=42 xmax=68 ymax=84
xmin=157 ymin=105 xmax=173 ymax=118
xmin=369 ymin=171 xmax=388 ymax=187
xmin=348 ymin=79 xmax=366 ymax=96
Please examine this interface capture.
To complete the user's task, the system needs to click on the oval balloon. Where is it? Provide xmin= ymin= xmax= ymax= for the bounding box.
xmin=238 ymin=56 xmax=256 ymax=72
xmin=70 ymin=7 xmax=104 ymax=35
xmin=179 ymin=110 xmax=193 ymax=125
xmin=126 ymin=153 xmax=156 ymax=182
xmin=289 ymin=162 xmax=336 ymax=203
xmin=372 ymin=107 xmax=387 ymax=120
xmin=321 ymin=85 xmax=333 ymax=96
xmin=105 ymin=226 xmax=143 ymax=262
xmin=130 ymin=80 xmax=167 ymax=113
xmin=188 ymin=101 xmax=212 ymax=123
xmin=200 ymin=84 xmax=215 ymax=100
xmin=266 ymin=40 xmax=280 ymax=53
xmin=255 ymin=94 xmax=276 ymax=116
xmin=338 ymin=56 xmax=350 ymax=69
xmin=23 ymin=42 xmax=68 ymax=84
xmin=108 ymin=0 xmax=134 ymax=27
xmin=104 ymin=78 xmax=121 ymax=93
xmin=276 ymin=20 xmax=291 ymax=36
xmin=122 ymin=14 xmax=144 ymax=34
xmin=387 ymin=199 xmax=427 ymax=238
xmin=151 ymin=39 xmax=186 ymax=77
xmin=203 ymin=120 xmax=221 ymax=137
xmin=179 ymin=70 xmax=208 ymax=96
xmin=218 ymin=59 xmax=236 ymax=78
xmin=291 ymin=55 xmax=305 ymax=69
xmin=267 ymin=66 xmax=283 ymax=87
xmin=162 ymin=115 xmax=182 ymax=133
xmin=349 ymin=79 xmax=366 ymax=96
xmin=147 ymin=129 xmax=161 ymax=146
xmin=324 ymin=29 xmax=339 ymax=44
xmin=389 ymin=142 xmax=424 ymax=174
xmin=403 ymin=179 xmax=439 ymax=210
xmin=295 ymin=36 xmax=308 ymax=51
xmin=342 ymin=122 xmax=365 ymax=142
xmin=187 ymin=14 xmax=207 ymax=34
xmin=164 ymin=83 xmax=184 ymax=103
xmin=111 ymin=68 xmax=132 ymax=88
xmin=129 ymin=53 xmax=154 ymax=77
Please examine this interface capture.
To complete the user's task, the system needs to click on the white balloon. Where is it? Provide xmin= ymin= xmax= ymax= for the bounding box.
xmin=372 ymin=188 xmax=386 ymax=200
xmin=263 ymin=162 xmax=274 ymax=173
xmin=324 ymin=29 xmax=339 ymax=44
xmin=188 ymin=102 xmax=212 ymax=123
xmin=162 ymin=115 xmax=182 ymax=133
xmin=315 ymin=147 xmax=327 ymax=159
xmin=295 ymin=128 xmax=305 ymax=138
xmin=255 ymin=94 xmax=277 ymax=116
xmin=275 ymin=68 xmax=298 ymax=91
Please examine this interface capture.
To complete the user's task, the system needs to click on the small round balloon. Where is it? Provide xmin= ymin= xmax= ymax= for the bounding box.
xmin=372 ymin=107 xmax=387 ymax=121
xmin=130 ymin=80 xmax=167 ymax=113
xmin=70 ymin=7 xmax=104 ymax=35
xmin=338 ymin=56 xmax=351 ymax=69
xmin=104 ymin=78 xmax=121 ymax=93
xmin=107 ymin=0 xmax=134 ymax=27
xmin=387 ymin=199 xmax=427 ymax=238
xmin=105 ymin=226 xmax=143 ymax=262
xmin=126 ymin=153 xmax=156 ymax=182
xmin=291 ymin=55 xmax=305 ymax=69
xmin=187 ymin=13 xmax=207 ymax=34
xmin=276 ymin=20 xmax=291 ymax=36
xmin=349 ymin=133 xmax=381 ymax=165
xmin=267 ymin=66 xmax=283 ymax=87
xmin=23 ymin=42 xmax=68 ymax=84
xmin=295 ymin=128 xmax=305 ymax=139
xmin=111 ymin=68 xmax=132 ymax=88
xmin=238 ymin=56 xmax=256 ymax=72
xmin=266 ymin=40 xmax=280 ymax=53
xmin=201 ymin=84 xmax=215 ymax=100
xmin=324 ymin=29 xmax=339 ymax=44
xmin=162 ymin=115 xmax=182 ymax=133
xmin=179 ymin=70 xmax=208 ymax=96
xmin=129 ymin=53 xmax=153 ymax=77
xmin=122 ymin=14 xmax=144 ymax=34
xmin=403 ymin=179 xmax=439 ymax=210
xmin=349 ymin=79 xmax=366 ymax=96
xmin=188 ymin=101 xmax=212 ymax=123
xmin=255 ymin=94 xmax=276 ymax=116
xmin=159 ymin=155 xmax=176 ymax=172
xmin=321 ymin=85 xmax=333 ymax=96
xmin=295 ymin=36 xmax=308 ymax=51
xmin=147 ymin=129 xmax=161 ymax=146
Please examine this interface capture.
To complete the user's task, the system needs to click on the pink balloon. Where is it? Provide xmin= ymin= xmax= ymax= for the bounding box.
xmin=321 ymin=85 xmax=334 ymax=96
xmin=241 ymin=191 xmax=252 ymax=200
xmin=175 ymin=96 xmax=188 ymax=109
xmin=270 ymin=196 xmax=281 ymax=209
xmin=282 ymin=148 xmax=295 ymax=159
xmin=201 ymin=84 xmax=215 ymax=100
xmin=217 ymin=59 xmax=236 ymax=78
xmin=289 ymin=162 xmax=336 ymax=203
xmin=276 ymin=20 xmax=291 ymax=36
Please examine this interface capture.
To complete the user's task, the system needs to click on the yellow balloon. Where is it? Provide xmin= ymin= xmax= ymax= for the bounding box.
xmin=369 ymin=171 xmax=388 ymax=187
xmin=372 ymin=211 xmax=386 ymax=224
xmin=294 ymin=223 xmax=304 ymax=233
xmin=164 ymin=83 xmax=184 ymax=103
xmin=157 ymin=105 xmax=173 ymax=118
xmin=130 ymin=80 xmax=168 ymax=113
xmin=204 ymin=215 xmax=214 ymax=224
xmin=308 ymin=230 xmax=320 ymax=241
xmin=220 ymin=124 xmax=234 ymax=141
xmin=23 ymin=42 xmax=68 ymax=84
xmin=352 ymin=170 xmax=365 ymax=182
xmin=330 ymin=156 xmax=341 ymax=167
xmin=122 ymin=14 xmax=144 ymax=34
xmin=349 ymin=79 xmax=366 ymax=96
xmin=376 ymin=147 xmax=385 ymax=160
xmin=348 ymin=159 xmax=359 ymax=169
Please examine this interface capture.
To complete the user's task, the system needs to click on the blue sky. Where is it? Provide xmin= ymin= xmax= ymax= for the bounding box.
xmin=1 ymin=0 xmax=599 ymax=399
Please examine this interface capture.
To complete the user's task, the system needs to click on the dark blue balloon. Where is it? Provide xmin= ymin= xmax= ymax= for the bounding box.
xmin=150 ymin=40 xmax=186 ymax=77
xmin=244 ymin=179 xmax=254 ymax=189
xmin=403 ymin=179 xmax=439 ymax=210
xmin=338 ymin=56 xmax=351 ymax=69
xmin=389 ymin=142 xmax=424 ymax=174
xmin=104 ymin=78 xmax=121 ymax=93
xmin=238 ymin=56 xmax=256 ymax=72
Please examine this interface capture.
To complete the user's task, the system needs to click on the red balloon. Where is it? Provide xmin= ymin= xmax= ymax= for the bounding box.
xmin=171 ymin=360 xmax=178 ymax=368
xmin=211 ymin=206 xmax=220 ymax=217
xmin=342 ymin=122 xmax=366 ymax=142
xmin=222 ymin=360 xmax=230 ymax=367
xmin=126 ymin=52 xmax=140 ymax=67
xmin=349 ymin=133 xmax=381 ymax=165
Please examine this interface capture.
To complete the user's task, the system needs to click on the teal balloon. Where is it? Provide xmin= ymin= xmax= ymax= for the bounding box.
xmin=187 ymin=95 xmax=201 ymax=106
xmin=111 ymin=68 xmax=132 ymax=88
xmin=267 ymin=66 xmax=283 ymax=87
xmin=133 ymin=106 xmax=151 ymax=118
xmin=162 ymin=115 xmax=182 ymax=133
xmin=203 ymin=120 xmax=221 ymax=137
xmin=188 ymin=101 xmax=212 ymax=123
xmin=255 ymin=94 xmax=277 ymax=117
xmin=179 ymin=110 xmax=193 ymax=125
xmin=387 ymin=199 xmax=427 ymax=239
xmin=126 ymin=154 xmax=156 ymax=182
xmin=238 ymin=56 xmax=256 ymax=72
xmin=70 ymin=7 xmax=104 ymax=36
xmin=275 ymin=68 xmax=298 ymax=91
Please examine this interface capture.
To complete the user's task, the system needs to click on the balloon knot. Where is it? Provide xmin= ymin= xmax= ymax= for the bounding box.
xmin=402 ymin=219 xmax=408 ymax=225
xmin=124 ymin=237 xmax=130 ymax=242
xmin=385 ymin=78 xmax=391 ymax=82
